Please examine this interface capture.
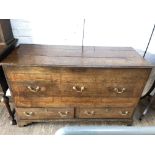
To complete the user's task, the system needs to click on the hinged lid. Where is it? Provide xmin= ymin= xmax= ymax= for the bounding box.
xmin=1 ymin=44 xmax=153 ymax=68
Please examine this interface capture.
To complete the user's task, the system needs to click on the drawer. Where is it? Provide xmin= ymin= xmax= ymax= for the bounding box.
xmin=11 ymin=81 xmax=139 ymax=98
xmin=11 ymin=81 xmax=142 ymax=99
xmin=10 ymin=81 xmax=60 ymax=106
xmin=10 ymin=81 xmax=60 ymax=97
xmin=60 ymin=68 xmax=149 ymax=98
xmin=16 ymin=108 xmax=74 ymax=120
xmin=61 ymin=81 xmax=142 ymax=97
xmin=76 ymin=107 xmax=134 ymax=119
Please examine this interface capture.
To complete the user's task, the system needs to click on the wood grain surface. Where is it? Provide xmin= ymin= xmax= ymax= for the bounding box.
xmin=1 ymin=45 xmax=152 ymax=126
xmin=76 ymin=107 xmax=134 ymax=119
xmin=16 ymin=107 xmax=74 ymax=120
xmin=4 ymin=67 xmax=151 ymax=109
xmin=0 ymin=44 xmax=152 ymax=67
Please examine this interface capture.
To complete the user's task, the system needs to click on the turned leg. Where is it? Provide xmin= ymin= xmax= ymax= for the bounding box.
xmin=1 ymin=96 xmax=17 ymax=125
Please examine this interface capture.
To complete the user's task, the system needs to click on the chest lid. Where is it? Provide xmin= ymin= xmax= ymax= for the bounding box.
xmin=0 ymin=44 xmax=152 ymax=68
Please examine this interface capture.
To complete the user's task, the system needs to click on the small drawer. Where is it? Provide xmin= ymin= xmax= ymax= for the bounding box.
xmin=10 ymin=81 xmax=61 ymax=107
xmin=11 ymin=81 xmax=60 ymax=97
xmin=76 ymin=107 xmax=134 ymax=119
xmin=16 ymin=108 xmax=74 ymax=120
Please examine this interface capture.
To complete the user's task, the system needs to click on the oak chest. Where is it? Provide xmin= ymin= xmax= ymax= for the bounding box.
xmin=1 ymin=44 xmax=152 ymax=126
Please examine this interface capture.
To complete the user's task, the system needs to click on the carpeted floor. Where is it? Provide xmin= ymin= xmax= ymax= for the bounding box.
xmin=0 ymin=99 xmax=155 ymax=135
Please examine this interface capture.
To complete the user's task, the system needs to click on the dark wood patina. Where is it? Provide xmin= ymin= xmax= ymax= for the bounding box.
xmin=0 ymin=44 xmax=152 ymax=126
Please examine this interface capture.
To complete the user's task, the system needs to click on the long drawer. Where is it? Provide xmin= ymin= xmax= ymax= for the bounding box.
xmin=11 ymin=80 xmax=142 ymax=98
xmin=16 ymin=107 xmax=74 ymax=120
xmin=76 ymin=107 xmax=134 ymax=119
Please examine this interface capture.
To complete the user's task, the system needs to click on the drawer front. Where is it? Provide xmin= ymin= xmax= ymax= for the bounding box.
xmin=11 ymin=80 xmax=140 ymax=98
xmin=10 ymin=80 xmax=143 ymax=101
xmin=11 ymin=81 xmax=60 ymax=97
xmin=16 ymin=108 xmax=74 ymax=120
xmin=76 ymin=107 xmax=134 ymax=119
xmin=61 ymin=81 xmax=142 ymax=97
xmin=10 ymin=81 xmax=60 ymax=106
xmin=60 ymin=68 xmax=150 ymax=98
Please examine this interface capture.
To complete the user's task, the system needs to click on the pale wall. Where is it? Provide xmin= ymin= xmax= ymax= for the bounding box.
xmin=10 ymin=0 xmax=155 ymax=54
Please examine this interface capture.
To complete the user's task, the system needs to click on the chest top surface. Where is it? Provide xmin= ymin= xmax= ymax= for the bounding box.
xmin=0 ymin=44 xmax=152 ymax=68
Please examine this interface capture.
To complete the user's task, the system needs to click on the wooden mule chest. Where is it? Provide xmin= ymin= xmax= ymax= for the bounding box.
xmin=0 ymin=44 xmax=152 ymax=126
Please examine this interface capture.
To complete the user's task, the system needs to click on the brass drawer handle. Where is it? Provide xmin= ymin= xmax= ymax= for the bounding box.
xmin=114 ymin=88 xmax=126 ymax=94
xmin=58 ymin=111 xmax=69 ymax=117
xmin=119 ymin=111 xmax=129 ymax=116
xmin=84 ymin=110 xmax=95 ymax=115
xmin=27 ymin=86 xmax=40 ymax=93
xmin=73 ymin=85 xmax=85 ymax=93
xmin=24 ymin=111 xmax=34 ymax=117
